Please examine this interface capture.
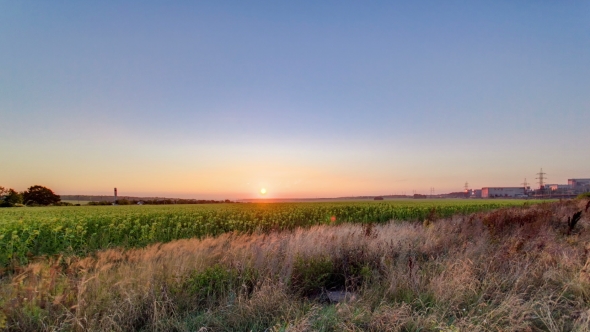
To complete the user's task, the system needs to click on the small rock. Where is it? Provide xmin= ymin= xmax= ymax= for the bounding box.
xmin=326 ymin=290 xmax=356 ymax=303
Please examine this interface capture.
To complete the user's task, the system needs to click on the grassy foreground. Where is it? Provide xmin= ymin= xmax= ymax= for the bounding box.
xmin=0 ymin=200 xmax=540 ymax=270
xmin=1 ymin=199 xmax=589 ymax=331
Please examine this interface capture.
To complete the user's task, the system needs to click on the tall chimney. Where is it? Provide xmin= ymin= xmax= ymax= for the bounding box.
xmin=114 ymin=187 xmax=118 ymax=205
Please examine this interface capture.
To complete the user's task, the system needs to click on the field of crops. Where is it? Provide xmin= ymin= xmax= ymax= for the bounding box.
xmin=0 ymin=199 xmax=545 ymax=269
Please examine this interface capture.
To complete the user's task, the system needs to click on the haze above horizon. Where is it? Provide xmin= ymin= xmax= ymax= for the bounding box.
xmin=1 ymin=1 xmax=589 ymax=200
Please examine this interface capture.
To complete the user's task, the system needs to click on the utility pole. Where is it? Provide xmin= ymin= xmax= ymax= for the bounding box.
xmin=536 ymin=168 xmax=547 ymax=197
xmin=430 ymin=187 xmax=435 ymax=198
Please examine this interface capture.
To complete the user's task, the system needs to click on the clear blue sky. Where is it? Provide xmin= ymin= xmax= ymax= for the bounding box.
xmin=1 ymin=1 xmax=589 ymax=199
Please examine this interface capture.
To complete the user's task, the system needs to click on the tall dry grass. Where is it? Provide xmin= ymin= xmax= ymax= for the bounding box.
xmin=1 ymin=199 xmax=589 ymax=331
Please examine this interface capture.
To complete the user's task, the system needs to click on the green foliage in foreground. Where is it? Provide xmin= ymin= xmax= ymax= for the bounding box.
xmin=0 ymin=199 xmax=545 ymax=269
xmin=2 ymin=200 xmax=584 ymax=331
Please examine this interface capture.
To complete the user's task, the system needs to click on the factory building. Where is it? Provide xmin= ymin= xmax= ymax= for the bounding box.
xmin=481 ymin=187 xmax=525 ymax=198
xmin=546 ymin=184 xmax=570 ymax=191
xmin=568 ymin=179 xmax=590 ymax=193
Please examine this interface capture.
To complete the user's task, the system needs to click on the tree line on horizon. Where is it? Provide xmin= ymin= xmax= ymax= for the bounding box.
xmin=88 ymin=198 xmax=234 ymax=205
xmin=0 ymin=185 xmax=236 ymax=207
xmin=0 ymin=185 xmax=61 ymax=207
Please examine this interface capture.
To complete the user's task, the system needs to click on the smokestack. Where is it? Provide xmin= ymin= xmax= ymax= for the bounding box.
xmin=114 ymin=187 xmax=118 ymax=205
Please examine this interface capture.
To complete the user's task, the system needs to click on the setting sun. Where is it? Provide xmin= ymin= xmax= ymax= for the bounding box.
xmin=260 ymin=188 xmax=267 ymax=195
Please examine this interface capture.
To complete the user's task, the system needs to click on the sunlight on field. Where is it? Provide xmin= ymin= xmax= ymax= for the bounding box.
xmin=0 ymin=199 xmax=586 ymax=331
xmin=0 ymin=199 xmax=547 ymax=269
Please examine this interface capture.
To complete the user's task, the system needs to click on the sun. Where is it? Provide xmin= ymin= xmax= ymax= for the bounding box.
xmin=260 ymin=188 xmax=267 ymax=195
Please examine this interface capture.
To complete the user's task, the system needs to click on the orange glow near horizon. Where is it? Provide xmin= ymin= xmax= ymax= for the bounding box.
xmin=3 ymin=140 xmax=583 ymax=201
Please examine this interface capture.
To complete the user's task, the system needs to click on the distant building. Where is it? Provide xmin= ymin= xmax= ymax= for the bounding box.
xmin=568 ymin=179 xmax=590 ymax=193
xmin=445 ymin=191 xmax=469 ymax=198
xmin=481 ymin=187 xmax=525 ymax=198
xmin=546 ymin=184 xmax=570 ymax=191
xmin=373 ymin=196 xmax=384 ymax=200
xmin=472 ymin=189 xmax=482 ymax=198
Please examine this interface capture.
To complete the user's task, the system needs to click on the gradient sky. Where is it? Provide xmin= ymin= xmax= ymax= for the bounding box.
xmin=1 ymin=1 xmax=589 ymax=199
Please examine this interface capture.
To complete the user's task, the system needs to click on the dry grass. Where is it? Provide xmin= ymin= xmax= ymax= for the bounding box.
xmin=1 ymin=199 xmax=589 ymax=331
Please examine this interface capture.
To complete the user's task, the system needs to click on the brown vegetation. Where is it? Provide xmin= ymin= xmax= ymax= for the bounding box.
xmin=1 ymin=199 xmax=590 ymax=331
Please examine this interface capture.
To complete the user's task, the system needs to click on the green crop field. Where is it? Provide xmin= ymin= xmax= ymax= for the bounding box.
xmin=0 ymin=199 xmax=547 ymax=269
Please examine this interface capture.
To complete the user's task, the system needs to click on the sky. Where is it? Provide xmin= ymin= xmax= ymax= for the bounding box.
xmin=1 ymin=1 xmax=589 ymax=199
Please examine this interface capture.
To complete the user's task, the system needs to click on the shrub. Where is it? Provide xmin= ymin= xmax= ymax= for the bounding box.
xmin=87 ymin=201 xmax=112 ymax=205
xmin=333 ymin=245 xmax=377 ymax=290
xmin=291 ymin=256 xmax=342 ymax=296
xmin=54 ymin=202 xmax=73 ymax=206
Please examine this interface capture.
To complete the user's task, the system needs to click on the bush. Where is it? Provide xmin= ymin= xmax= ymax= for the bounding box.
xmin=291 ymin=256 xmax=341 ymax=296
xmin=88 ymin=201 xmax=113 ymax=206
xmin=54 ymin=202 xmax=73 ymax=206
xmin=576 ymin=192 xmax=590 ymax=200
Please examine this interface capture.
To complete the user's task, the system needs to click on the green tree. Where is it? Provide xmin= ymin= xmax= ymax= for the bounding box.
xmin=0 ymin=187 xmax=23 ymax=207
xmin=0 ymin=186 xmax=8 ymax=207
xmin=23 ymin=185 xmax=61 ymax=206
xmin=2 ymin=189 xmax=23 ymax=207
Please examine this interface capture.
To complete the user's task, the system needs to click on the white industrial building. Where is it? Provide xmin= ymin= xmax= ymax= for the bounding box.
xmin=481 ymin=187 xmax=525 ymax=198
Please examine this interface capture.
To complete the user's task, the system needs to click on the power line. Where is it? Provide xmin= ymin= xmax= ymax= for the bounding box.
xmin=521 ymin=178 xmax=529 ymax=193
xmin=536 ymin=168 xmax=547 ymax=195
xmin=536 ymin=168 xmax=547 ymax=188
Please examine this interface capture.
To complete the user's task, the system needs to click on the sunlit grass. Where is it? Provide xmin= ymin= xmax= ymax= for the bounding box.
xmin=0 ymin=198 xmax=587 ymax=331
xmin=0 ymin=199 xmax=549 ymax=270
